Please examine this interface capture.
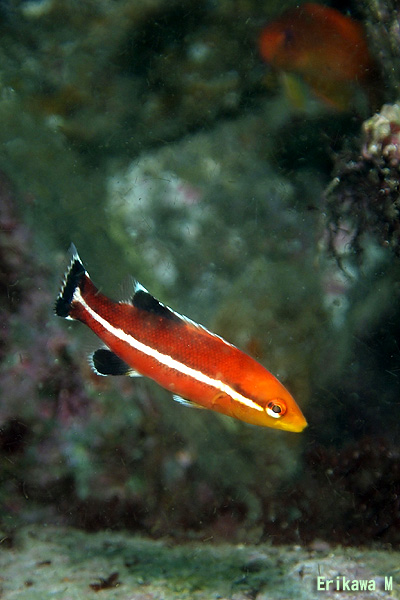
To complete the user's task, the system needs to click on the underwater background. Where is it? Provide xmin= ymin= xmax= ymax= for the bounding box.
xmin=0 ymin=0 xmax=400 ymax=598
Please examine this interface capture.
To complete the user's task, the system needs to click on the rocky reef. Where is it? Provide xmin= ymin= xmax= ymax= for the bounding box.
xmin=0 ymin=525 xmax=399 ymax=599
xmin=0 ymin=0 xmax=400 ymax=585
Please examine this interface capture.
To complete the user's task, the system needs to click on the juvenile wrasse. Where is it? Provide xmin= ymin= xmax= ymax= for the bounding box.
xmin=55 ymin=247 xmax=307 ymax=432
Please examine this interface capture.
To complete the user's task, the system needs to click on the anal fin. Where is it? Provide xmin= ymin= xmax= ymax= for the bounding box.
xmin=90 ymin=348 xmax=142 ymax=377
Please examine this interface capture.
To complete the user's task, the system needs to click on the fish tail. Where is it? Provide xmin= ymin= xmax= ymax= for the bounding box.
xmin=55 ymin=244 xmax=87 ymax=319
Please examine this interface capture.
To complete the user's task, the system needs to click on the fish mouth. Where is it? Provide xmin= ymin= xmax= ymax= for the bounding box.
xmin=278 ymin=413 xmax=308 ymax=433
xmin=289 ymin=419 xmax=308 ymax=433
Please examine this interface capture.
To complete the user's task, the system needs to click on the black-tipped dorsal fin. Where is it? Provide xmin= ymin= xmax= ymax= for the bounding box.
xmin=90 ymin=348 xmax=142 ymax=377
xmin=132 ymin=282 xmax=181 ymax=323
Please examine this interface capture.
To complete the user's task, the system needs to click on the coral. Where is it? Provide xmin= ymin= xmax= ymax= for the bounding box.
xmin=325 ymin=102 xmax=400 ymax=260
xmin=324 ymin=1 xmax=400 ymax=260
xmin=363 ymin=103 xmax=400 ymax=167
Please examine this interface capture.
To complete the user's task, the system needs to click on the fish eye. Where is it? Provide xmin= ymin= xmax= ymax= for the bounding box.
xmin=266 ymin=400 xmax=286 ymax=419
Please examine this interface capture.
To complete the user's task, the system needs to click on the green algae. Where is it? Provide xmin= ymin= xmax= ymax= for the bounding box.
xmin=0 ymin=526 xmax=399 ymax=600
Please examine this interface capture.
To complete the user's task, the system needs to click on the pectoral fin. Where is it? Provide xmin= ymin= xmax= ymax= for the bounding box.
xmin=172 ymin=395 xmax=206 ymax=409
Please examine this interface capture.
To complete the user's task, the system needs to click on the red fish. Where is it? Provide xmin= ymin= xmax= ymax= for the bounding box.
xmin=259 ymin=3 xmax=376 ymax=110
xmin=55 ymin=247 xmax=307 ymax=432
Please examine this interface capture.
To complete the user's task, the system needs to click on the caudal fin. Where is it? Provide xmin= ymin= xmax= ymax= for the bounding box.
xmin=55 ymin=244 xmax=86 ymax=318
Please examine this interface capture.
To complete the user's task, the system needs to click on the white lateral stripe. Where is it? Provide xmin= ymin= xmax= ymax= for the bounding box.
xmin=75 ymin=290 xmax=263 ymax=413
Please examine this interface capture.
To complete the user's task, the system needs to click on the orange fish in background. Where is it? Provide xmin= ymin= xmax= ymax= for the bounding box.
xmin=55 ymin=246 xmax=307 ymax=432
xmin=259 ymin=3 xmax=378 ymax=111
